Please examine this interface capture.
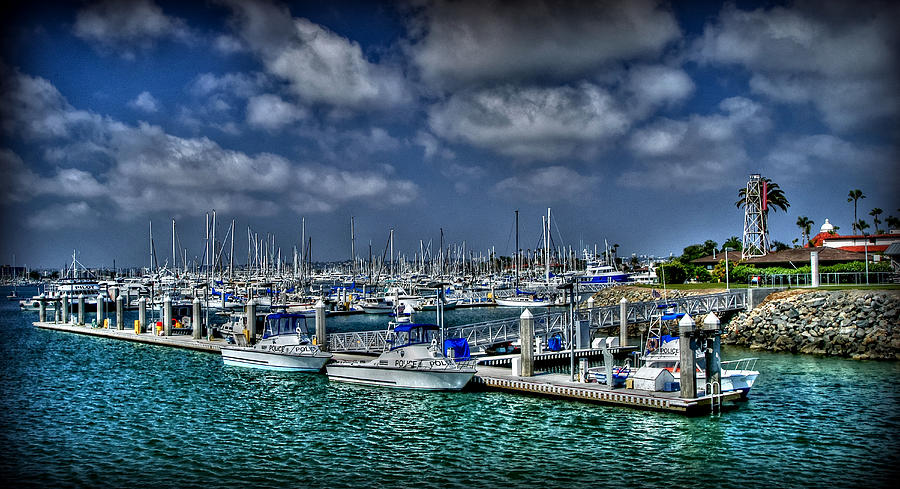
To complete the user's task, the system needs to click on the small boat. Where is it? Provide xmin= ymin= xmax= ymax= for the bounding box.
xmin=416 ymin=296 xmax=459 ymax=311
xmin=495 ymin=291 xmax=552 ymax=308
xmin=358 ymin=296 xmax=394 ymax=314
xmin=221 ymin=312 xmax=332 ymax=372
xmin=325 ymin=311 xmax=476 ymax=390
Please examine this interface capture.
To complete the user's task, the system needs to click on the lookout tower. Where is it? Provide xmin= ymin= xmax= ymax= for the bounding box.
xmin=742 ymin=174 xmax=769 ymax=259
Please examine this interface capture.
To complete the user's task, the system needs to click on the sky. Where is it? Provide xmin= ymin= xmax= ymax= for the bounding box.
xmin=1 ymin=0 xmax=898 ymax=270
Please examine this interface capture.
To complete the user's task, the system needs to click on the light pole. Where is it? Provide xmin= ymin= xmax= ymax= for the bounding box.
xmin=724 ymin=247 xmax=733 ymax=290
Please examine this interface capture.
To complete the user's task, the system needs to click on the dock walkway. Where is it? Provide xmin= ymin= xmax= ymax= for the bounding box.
xmin=33 ymin=321 xmax=739 ymax=415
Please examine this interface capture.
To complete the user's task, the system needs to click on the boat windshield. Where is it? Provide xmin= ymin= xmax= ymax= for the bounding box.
xmin=263 ymin=314 xmax=310 ymax=339
xmin=389 ymin=323 xmax=438 ymax=350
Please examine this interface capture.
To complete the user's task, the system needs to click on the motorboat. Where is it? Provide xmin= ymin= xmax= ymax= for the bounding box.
xmin=325 ymin=308 xmax=476 ymax=390
xmin=416 ymin=295 xmax=459 ymax=311
xmin=221 ymin=312 xmax=332 ymax=372
xmin=638 ymin=307 xmax=759 ymax=396
xmin=358 ymin=296 xmax=394 ymax=314
xmin=495 ymin=290 xmax=552 ymax=307
xmin=641 ymin=335 xmax=759 ymax=397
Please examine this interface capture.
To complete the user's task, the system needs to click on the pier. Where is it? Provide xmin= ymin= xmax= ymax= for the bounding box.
xmin=31 ymin=319 xmax=738 ymax=415
xmin=328 ymin=289 xmax=749 ymax=353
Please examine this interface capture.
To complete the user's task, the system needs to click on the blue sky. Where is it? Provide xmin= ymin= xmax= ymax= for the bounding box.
xmin=1 ymin=0 xmax=897 ymax=269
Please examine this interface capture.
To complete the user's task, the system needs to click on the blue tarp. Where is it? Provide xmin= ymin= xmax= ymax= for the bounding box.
xmin=547 ymin=334 xmax=563 ymax=352
xmin=660 ymin=334 xmax=678 ymax=344
xmin=443 ymin=338 xmax=470 ymax=361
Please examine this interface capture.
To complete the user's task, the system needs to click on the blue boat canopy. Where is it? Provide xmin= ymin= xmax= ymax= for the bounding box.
xmin=393 ymin=323 xmax=439 ymax=333
xmin=443 ymin=338 xmax=470 ymax=361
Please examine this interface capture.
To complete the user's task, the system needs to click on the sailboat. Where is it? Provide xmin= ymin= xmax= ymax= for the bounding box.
xmin=7 ymin=254 xmax=20 ymax=301
xmin=495 ymin=210 xmax=552 ymax=308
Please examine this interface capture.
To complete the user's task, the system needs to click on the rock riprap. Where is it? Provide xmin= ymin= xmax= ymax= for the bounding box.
xmin=724 ymin=289 xmax=900 ymax=360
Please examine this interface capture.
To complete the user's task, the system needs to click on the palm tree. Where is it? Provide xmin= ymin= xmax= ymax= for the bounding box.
xmin=736 ymin=177 xmax=790 ymax=215
xmin=847 ymin=189 xmax=865 ymax=233
xmin=856 ymin=219 xmax=870 ymax=236
xmin=869 ymin=208 xmax=883 ymax=234
xmin=887 ymin=215 xmax=900 ymax=231
xmin=795 ymin=216 xmax=814 ymax=246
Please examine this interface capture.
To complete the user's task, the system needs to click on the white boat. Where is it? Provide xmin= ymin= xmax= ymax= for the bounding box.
xmin=325 ymin=313 xmax=476 ymax=390
xmin=221 ymin=312 xmax=332 ymax=372
xmin=416 ymin=296 xmax=459 ymax=311
xmin=495 ymin=292 xmax=552 ymax=308
xmin=358 ymin=296 xmax=394 ymax=314
xmin=638 ymin=306 xmax=759 ymax=397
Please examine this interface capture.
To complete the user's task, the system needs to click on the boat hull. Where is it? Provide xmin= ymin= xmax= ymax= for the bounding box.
xmin=495 ymin=297 xmax=552 ymax=307
xmin=221 ymin=346 xmax=331 ymax=372
xmin=325 ymin=364 xmax=475 ymax=390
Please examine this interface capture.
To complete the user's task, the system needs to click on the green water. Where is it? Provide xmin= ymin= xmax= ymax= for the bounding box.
xmin=1 ymin=287 xmax=898 ymax=488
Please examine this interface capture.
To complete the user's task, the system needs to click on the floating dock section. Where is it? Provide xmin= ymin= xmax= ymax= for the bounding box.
xmin=33 ymin=321 xmax=741 ymax=415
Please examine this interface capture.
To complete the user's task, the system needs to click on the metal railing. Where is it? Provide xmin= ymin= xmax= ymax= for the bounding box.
xmin=757 ymin=272 xmax=898 ymax=287
xmin=328 ymin=289 xmax=749 ymax=353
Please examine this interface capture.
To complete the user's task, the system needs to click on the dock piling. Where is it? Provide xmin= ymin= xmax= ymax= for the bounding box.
xmin=77 ymin=294 xmax=85 ymax=325
xmin=315 ymin=299 xmax=326 ymax=351
xmin=38 ymin=295 xmax=46 ymax=323
xmin=62 ymin=293 xmax=70 ymax=324
xmin=138 ymin=297 xmax=146 ymax=333
xmin=678 ymin=314 xmax=697 ymax=399
xmin=163 ymin=295 xmax=172 ymax=336
xmin=97 ymin=292 xmax=106 ymax=328
xmin=192 ymin=297 xmax=202 ymax=340
xmin=116 ymin=295 xmax=124 ymax=330
xmin=520 ymin=308 xmax=534 ymax=377
xmin=53 ymin=298 xmax=60 ymax=324
xmin=246 ymin=299 xmax=257 ymax=344
xmin=619 ymin=297 xmax=628 ymax=347
xmin=703 ymin=312 xmax=722 ymax=394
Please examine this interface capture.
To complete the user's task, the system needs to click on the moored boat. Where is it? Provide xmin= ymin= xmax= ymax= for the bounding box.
xmin=221 ymin=312 xmax=332 ymax=372
xmin=325 ymin=310 xmax=476 ymax=390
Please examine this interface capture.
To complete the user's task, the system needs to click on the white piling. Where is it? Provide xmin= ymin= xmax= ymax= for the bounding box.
xmin=619 ymin=297 xmax=628 ymax=347
xmin=163 ymin=295 xmax=172 ymax=336
xmin=97 ymin=292 xmax=106 ymax=328
xmin=678 ymin=314 xmax=697 ymax=399
xmin=192 ymin=296 xmax=202 ymax=340
xmin=315 ymin=299 xmax=327 ymax=350
xmin=62 ymin=293 xmax=70 ymax=324
xmin=38 ymin=294 xmax=46 ymax=323
xmin=77 ymin=294 xmax=85 ymax=325
xmin=116 ymin=294 xmax=124 ymax=330
xmin=520 ymin=308 xmax=534 ymax=377
xmin=138 ymin=297 xmax=146 ymax=333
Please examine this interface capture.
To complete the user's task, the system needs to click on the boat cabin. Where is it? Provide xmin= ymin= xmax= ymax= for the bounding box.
xmin=388 ymin=323 xmax=438 ymax=350
xmin=263 ymin=313 xmax=313 ymax=340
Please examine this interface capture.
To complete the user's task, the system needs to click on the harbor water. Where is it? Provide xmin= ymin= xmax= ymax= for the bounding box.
xmin=1 ymin=287 xmax=898 ymax=488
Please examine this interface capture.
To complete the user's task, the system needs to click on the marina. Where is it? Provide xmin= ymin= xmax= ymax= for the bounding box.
xmin=3 ymin=294 xmax=898 ymax=488
xmin=1 ymin=0 xmax=898 ymax=487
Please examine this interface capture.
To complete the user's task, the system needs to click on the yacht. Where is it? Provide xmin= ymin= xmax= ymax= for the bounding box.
xmin=221 ymin=312 xmax=332 ymax=372
xmin=325 ymin=308 xmax=476 ymax=390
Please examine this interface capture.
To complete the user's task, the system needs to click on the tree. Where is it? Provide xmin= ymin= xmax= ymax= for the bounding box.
xmin=772 ymin=240 xmax=791 ymax=251
xmin=887 ymin=215 xmax=900 ymax=231
xmin=847 ymin=189 xmax=865 ymax=233
xmin=722 ymin=236 xmax=742 ymax=251
xmin=856 ymin=219 xmax=870 ymax=235
xmin=869 ymin=208 xmax=883 ymax=234
xmin=736 ymin=177 xmax=790 ymax=215
xmin=795 ymin=216 xmax=814 ymax=246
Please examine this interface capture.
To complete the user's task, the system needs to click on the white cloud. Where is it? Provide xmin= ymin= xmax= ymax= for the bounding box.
xmin=246 ymin=94 xmax=307 ymax=130
xmin=26 ymin=202 xmax=100 ymax=230
xmin=223 ymin=0 xmax=409 ymax=110
xmin=429 ymin=83 xmax=630 ymax=160
xmin=494 ymin=166 xmax=599 ymax=201
xmin=213 ymin=34 xmax=246 ymax=54
xmin=762 ymin=134 xmax=890 ymax=182
xmin=128 ymin=91 xmax=160 ymax=113
xmin=626 ymin=65 xmax=695 ymax=109
xmin=73 ymin=0 xmax=191 ymax=59
xmin=621 ymin=97 xmax=771 ymax=190
xmin=692 ymin=1 xmax=899 ymax=131
xmin=407 ymin=0 xmax=681 ymax=90
xmin=1 ymin=70 xmax=419 ymax=218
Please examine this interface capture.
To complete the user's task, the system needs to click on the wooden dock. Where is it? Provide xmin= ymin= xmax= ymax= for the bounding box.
xmin=32 ymin=320 xmax=741 ymax=415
